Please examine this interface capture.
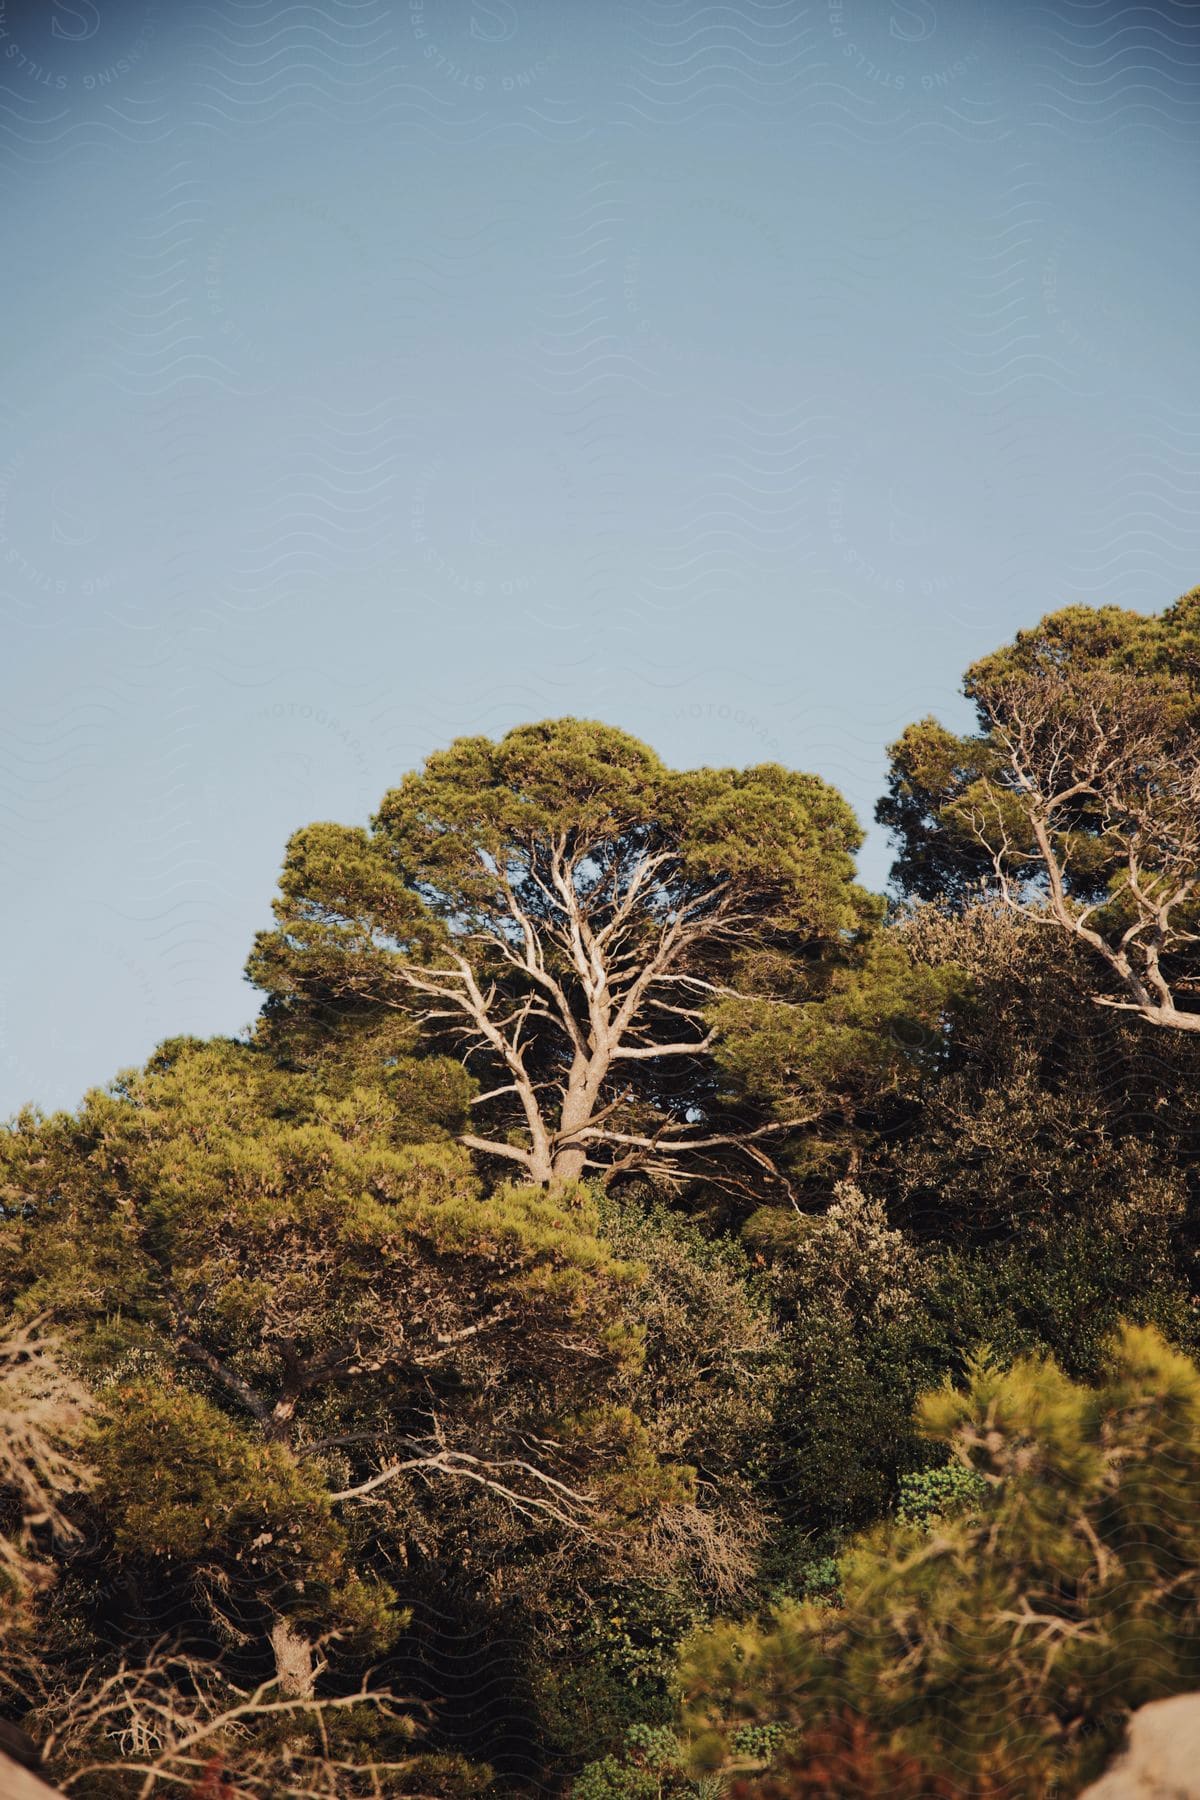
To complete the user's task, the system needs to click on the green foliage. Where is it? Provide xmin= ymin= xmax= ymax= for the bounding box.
xmin=711 ymin=930 xmax=964 ymax=1184
xmin=523 ymin=1195 xmax=780 ymax=1768
xmin=6 ymin=664 xmax=1200 ymax=1792
xmin=573 ymin=1753 xmax=663 ymax=1800
xmin=90 ymin=1380 xmax=399 ymax=1647
xmin=585 ymin=1590 xmax=700 ymax=1695
xmin=894 ymin=1460 xmax=985 ymax=1529
xmin=682 ymin=1323 xmax=1200 ymax=1795
xmin=572 ymin=1722 xmax=701 ymax=1800
xmin=791 ymin=1554 xmax=841 ymax=1604
xmin=878 ymin=596 xmax=1200 ymax=1040
xmin=251 ymin=712 xmax=870 ymax=1001
xmin=591 ymin=1190 xmax=782 ymax=1509
xmin=727 ymin=1722 xmax=784 ymax=1764
xmin=871 ymin=897 xmax=1200 ymax=1386
xmin=246 ymin=716 xmax=884 ymax=1195
xmin=763 ymin=1185 xmax=949 ymax=1534
xmin=0 ymin=1036 xmax=706 ymax=1785
xmin=878 ymin=598 xmax=1200 ymax=904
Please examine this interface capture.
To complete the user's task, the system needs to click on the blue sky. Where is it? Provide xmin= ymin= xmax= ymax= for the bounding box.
xmin=4 ymin=0 xmax=1200 ymax=1115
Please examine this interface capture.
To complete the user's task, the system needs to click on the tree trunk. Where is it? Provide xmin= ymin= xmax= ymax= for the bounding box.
xmin=551 ymin=1058 xmax=609 ymax=1184
xmin=550 ymin=1146 xmax=587 ymax=1184
xmin=270 ymin=1616 xmax=316 ymax=1699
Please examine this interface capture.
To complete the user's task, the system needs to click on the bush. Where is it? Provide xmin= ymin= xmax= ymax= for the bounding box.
xmin=572 ymin=1723 xmax=697 ymax=1800
xmin=682 ymin=1323 xmax=1200 ymax=1796
xmin=765 ymin=1186 xmax=950 ymax=1535
xmin=894 ymin=1460 xmax=985 ymax=1528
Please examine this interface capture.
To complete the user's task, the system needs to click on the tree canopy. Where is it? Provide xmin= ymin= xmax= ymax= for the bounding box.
xmin=248 ymin=719 xmax=943 ymax=1203
xmin=879 ymin=590 xmax=1200 ymax=1033
xmin=5 ymin=595 xmax=1200 ymax=1796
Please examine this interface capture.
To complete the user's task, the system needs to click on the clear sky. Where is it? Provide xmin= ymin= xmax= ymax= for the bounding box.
xmin=3 ymin=0 xmax=1200 ymax=1116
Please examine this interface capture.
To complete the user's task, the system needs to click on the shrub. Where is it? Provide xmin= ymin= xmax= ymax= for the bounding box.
xmin=682 ymin=1324 xmax=1200 ymax=1795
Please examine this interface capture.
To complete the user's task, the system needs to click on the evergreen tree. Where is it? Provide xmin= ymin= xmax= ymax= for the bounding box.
xmin=0 ymin=1040 xmax=701 ymax=1722
xmin=879 ymin=592 xmax=1200 ymax=1033
xmin=248 ymin=719 xmax=944 ymax=1203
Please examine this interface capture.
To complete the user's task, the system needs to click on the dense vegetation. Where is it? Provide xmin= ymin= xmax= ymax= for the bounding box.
xmin=2 ymin=590 xmax=1199 ymax=1797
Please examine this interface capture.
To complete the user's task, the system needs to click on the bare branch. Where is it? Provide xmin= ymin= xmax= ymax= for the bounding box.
xmin=964 ymin=670 xmax=1200 ymax=1034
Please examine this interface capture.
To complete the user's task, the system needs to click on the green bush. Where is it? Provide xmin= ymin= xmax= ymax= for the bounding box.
xmin=572 ymin=1723 xmax=695 ymax=1800
xmin=894 ymin=1459 xmax=985 ymax=1528
xmin=682 ymin=1323 xmax=1200 ymax=1795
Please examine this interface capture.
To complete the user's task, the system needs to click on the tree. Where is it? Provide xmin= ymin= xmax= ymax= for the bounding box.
xmin=874 ymin=902 xmax=1200 ymax=1275
xmin=0 ymin=1040 xmax=703 ymax=1707
xmin=739 ymin=1185 xmax=950 ymax=1548
xmin=0 ymin=1037 xmax=775 ymax=1782
xmin=246 ymin=719 xmax=887 ymax=1200
xmin=20 ymin=688 xmax=1200 ymax=1790
xmin=531 ymin=1192 xmax=783 ymax=1764
xmin=879 ymin=592 xmax=1200 ymax=1033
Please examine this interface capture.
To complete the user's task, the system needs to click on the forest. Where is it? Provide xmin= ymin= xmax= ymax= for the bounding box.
xmin=3 ymin=589 xmax=1200 ymax=1798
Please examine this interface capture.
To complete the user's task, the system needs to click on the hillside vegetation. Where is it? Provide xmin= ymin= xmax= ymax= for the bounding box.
xmin=3 ymin=589 xmax=1199 ymax=1797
